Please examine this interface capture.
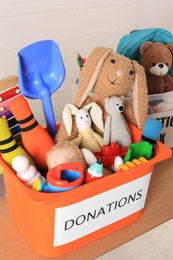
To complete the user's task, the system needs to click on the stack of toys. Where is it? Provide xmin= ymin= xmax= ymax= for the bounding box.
xmin=0 ymin=42 xmax=165 ymax=194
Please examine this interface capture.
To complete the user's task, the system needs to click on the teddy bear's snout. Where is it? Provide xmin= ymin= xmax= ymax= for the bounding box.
xmin=150 ymin=63 xmax=168 ymax=76
xmin=158 ymin=64 xmax=164 ymax=68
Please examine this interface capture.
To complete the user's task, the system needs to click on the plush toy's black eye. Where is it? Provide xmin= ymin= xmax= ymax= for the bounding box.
xmin=86 ymin=115 xmax=89 ymax=117
xmin=80 ymin=117 xmax=83 ymax=119
xmin=152 ymin=63 xmax=156 ymax=66
xmin=129 ymin=70 xmax=134 ymax=75
xmin=111 ymin=59 xmax=115 ymax=63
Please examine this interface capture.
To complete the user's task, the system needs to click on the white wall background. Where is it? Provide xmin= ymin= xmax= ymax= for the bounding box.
xmin=0 ymin=0 xmax=173 ymax=124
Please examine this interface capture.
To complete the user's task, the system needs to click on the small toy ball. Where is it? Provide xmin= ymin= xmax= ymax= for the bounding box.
xmin=12 ymin=155 xmax=29 ymax=173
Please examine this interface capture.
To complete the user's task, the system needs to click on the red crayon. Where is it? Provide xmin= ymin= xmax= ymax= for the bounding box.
xmin=84 ymin=157 xmax=103 ymax=184
xmin=9 ymin=96 xmax=54 ymax=170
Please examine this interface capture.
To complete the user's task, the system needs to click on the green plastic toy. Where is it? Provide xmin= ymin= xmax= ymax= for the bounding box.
xmin=124 ymin=141 xmax=152 ymax=163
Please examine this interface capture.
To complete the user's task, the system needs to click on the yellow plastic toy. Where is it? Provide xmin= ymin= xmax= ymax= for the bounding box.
xmin=118 ymin=157 xmax=148 ymax=171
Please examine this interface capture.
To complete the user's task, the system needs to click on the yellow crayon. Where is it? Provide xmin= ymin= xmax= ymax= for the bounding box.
xmin=0 ymin=118 xmax=35 ymax=167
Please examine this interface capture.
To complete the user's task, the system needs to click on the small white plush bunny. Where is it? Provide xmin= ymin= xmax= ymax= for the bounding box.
xmin=62 ymin=102 xmax=104 ymax=152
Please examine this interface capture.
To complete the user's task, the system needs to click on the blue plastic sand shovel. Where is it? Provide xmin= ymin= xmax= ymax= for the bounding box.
xmin=18 ymin=40 xmax=65 ymax=139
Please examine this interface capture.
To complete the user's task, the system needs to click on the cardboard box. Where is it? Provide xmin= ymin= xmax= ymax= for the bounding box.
xmin=148 ymin=92 xmax=173 ymax=147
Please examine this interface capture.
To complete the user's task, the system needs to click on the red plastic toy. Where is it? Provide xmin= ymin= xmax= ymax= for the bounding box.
xmin=94 ymin=142 xmax=128 ymax=167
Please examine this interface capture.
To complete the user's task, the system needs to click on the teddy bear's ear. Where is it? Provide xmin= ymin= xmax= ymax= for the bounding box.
xmin=167 ymin=44 xmax=173 ymax=56
xmin=74 ymin=47 xmax=112 ymax=108
xmin=140 ymin=41 xmax=153 ymax=55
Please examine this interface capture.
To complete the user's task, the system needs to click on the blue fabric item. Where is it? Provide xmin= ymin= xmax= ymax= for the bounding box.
xmin=116 ymin=28 xmax=173 ymax=77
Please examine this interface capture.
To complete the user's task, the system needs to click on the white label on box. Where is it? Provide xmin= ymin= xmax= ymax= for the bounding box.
xmin=148 ymin=110 xmax=173 ymax=147
xmin=54 ymin=173 xmax=151 ymax=246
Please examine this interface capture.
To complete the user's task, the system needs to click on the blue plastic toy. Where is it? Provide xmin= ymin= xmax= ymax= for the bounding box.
xmin=140 ymin=118 xmax=162 ymax=147
xmin=18 ymin=40 xmax=65 ymax=139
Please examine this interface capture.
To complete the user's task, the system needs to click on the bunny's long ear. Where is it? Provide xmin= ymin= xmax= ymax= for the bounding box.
xmin=62 ymin=104 xmax=78 ymax=136
xmin=74 ymin=47 xmax=112 ymax=108
xmin=84 ymin=102 xmax=104 ymax=132
xmin=132 ymin=60 xmax=148 ymax=129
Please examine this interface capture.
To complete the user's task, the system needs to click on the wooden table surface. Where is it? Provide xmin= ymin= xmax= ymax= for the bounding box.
xmin=0 ymin=155 xmax=173 ymax=260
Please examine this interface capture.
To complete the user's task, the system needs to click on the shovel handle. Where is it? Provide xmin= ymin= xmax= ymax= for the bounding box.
xmin=41 ymin=93 xmax=57 ymax=139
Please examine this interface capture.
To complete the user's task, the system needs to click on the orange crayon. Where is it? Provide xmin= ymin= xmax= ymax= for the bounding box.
xmin=9 ymin=96 xmax=54 ymax=170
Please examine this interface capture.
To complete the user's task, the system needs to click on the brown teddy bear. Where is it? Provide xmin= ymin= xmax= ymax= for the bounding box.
xmin=140 ymin=41 xmax=173 ymax=95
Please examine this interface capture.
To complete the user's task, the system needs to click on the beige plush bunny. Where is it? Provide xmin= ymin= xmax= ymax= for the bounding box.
xmin=55 ymin=46 xmax=148 ymax=144
xmin=74 ymin=47 xmax=148 ymax=129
